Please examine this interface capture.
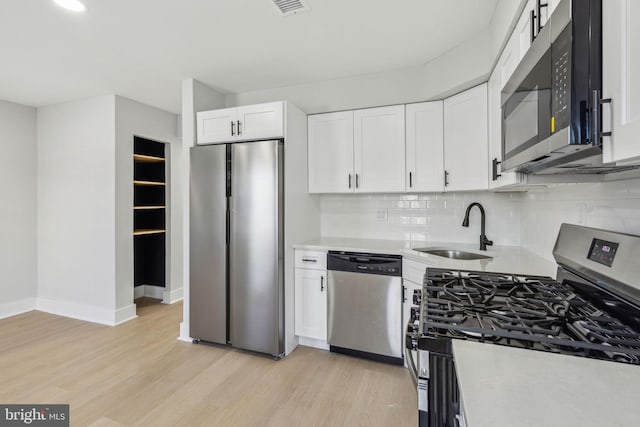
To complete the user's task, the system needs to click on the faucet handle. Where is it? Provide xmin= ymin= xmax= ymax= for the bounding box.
xmin=483 ymin=237 xmax=494 ymax=247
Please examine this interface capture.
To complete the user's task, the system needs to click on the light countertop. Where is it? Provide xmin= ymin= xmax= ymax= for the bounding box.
xmin=293 ymin=237 xmax=558 ymax=278
xmin=452 ymin=340 xmax=640 ymax=427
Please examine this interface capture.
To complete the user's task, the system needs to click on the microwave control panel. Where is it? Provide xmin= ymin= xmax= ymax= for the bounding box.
xmin=551 ymin=25 xmax=572 ymax=133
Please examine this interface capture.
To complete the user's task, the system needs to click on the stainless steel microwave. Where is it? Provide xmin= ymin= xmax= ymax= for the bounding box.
xmin=501 ymin=0 xmax=605 ymax=174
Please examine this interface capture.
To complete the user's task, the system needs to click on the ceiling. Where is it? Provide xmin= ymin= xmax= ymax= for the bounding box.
xmin=0 ymin=0 xmax=499 ymax=114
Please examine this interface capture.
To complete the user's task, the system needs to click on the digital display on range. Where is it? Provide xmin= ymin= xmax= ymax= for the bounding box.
xmin=588 ymin=238 xmax=619 ymax=267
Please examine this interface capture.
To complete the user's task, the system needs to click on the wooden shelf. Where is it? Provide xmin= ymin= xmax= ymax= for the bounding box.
xmin=134 ymin=180 xmax=165 ymax=186
xmin=133 ymin=229 xmax=166 ymax=236
xmin=133 ymin=206 xmax=166 ymax=210
xmin=134 ymin=154 xmax=165 ymax=163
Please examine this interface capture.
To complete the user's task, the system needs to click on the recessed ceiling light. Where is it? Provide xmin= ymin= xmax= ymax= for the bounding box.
xmin=53 ymin=0 xmax=87 ymax=13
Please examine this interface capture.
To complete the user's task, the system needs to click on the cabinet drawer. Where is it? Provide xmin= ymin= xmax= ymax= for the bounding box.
xmin=295 ymin=250 xmax=327 ymax=270
xmin=402 ymin=258 xmax=427 ymax=285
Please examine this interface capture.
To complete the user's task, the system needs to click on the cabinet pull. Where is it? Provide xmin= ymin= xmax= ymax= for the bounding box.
xmin=231 ymin=121 xmax=236 ymax=136
xmin=591 ymin=90 xmax=612 ymax=147
xmin=402 ymin=285 xmax=407 ymax=303
xmin=537 ymin=0 xmax=548 ymax=33
xmin=530 ymin=9 xmax=536 ymax=43
xmin=492 ymin=158 xmax=502 ymax=181
xmin=444 ymin=170 xmax=449 ymax=187
xmin=355 ymin=174 xmax=359 ymax=189
xmin=321 ymin=276 xmax=324 ymax=292
xmin=237 ymin=120 xmax=242 ymax=135
xmin=348 ymin=174 xmax=352 ymax=189
xmin=409 ymin=172 xmax=413 ymax=188
xmin=302 ymin=258 xmax=317 ymax=263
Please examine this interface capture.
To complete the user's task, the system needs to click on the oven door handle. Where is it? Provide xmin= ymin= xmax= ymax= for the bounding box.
xmin=405 ymin=345 xmax=418 ymax=388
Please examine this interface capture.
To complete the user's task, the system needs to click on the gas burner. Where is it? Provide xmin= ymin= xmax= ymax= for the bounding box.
xmin=421 ymin=267 xmax=640 ymax=365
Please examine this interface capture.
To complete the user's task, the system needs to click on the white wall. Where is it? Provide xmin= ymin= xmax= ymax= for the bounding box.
xmin=114 ymin=96 xmax=179 ymax=321
xmin=0 ymin=100 xmax=37 ymax=319
xmin=321 ymin=192 xmax=521 ymax=247
xmin=520 ymin=178 xmax=640 ymax=262
xmin=37 ymin=95 xmax=117 ymax=324
xmin=225 ymin=32 xmax=493 ymax=114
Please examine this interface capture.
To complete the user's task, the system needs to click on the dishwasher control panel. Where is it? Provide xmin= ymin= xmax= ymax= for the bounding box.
xmin=327 ymin=251 xmax=402 ymax=277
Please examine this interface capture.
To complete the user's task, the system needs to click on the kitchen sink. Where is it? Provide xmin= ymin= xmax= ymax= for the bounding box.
xmin=412 ymin=248 xmax=493 ymax=260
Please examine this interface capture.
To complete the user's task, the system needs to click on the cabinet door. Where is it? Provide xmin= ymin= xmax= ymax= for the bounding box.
xmin=516 ymin=0 xmax=537 ymax=62
xmin=294 ymin=268 xmax=327 ymax=341
xmin=602 ymin=0 xmax=640 ymax=164
xmin=444 ymin=84 xmax=489 ymax=191
xmin=406 ymin=102 xmax=444 ymax=192
xmin=488 ymin=59 xmax=523 ymax=189
xmin=196 ymin=107 xmax=238 ymax=144
xmin=354 ymin=105 xmax=406 ymax=193
xmin=308 ymin=111 xmax=354 ymax=193
xmin=236 ymin=101 xmax=284 ymax=141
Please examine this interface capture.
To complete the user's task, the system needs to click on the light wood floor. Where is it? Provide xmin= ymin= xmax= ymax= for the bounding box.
xmin=0 ymin=299 xmax=418 ymax=426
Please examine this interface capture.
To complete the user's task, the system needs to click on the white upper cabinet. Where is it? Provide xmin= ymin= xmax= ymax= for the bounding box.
xmin=602 ymin=0 xmax=640 ymax=165
xmin=308 ymin=111 xmax=354 ymax=193
xmin=354 ymin=105 xmax=406 ymax=193
xmin=197 ymin=101 xmax=284 ymax=144
xmin=308 ymin=106 xmax=404 ymax=193
xmin=443 ymin=84 xmax=489 ymax=192
xmin=406 ymin=101 xmax=444 ymax=192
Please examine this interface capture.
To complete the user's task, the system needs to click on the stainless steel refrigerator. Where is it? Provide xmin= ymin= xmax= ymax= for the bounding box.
xmin=190 ymin=140 xmax=284 ymax=358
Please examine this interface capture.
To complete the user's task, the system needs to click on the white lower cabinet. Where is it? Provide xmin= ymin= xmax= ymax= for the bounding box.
xmin=294 ymin=250 xmax=328 ymax=348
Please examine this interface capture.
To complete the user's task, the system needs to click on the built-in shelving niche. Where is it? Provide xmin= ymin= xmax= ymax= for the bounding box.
xmin=133 ymin=136 xmax=166 ymax=296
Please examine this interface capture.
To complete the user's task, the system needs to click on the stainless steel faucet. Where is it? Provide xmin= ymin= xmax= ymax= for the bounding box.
xmin=462 ymin=202 xmax=493 ymax=251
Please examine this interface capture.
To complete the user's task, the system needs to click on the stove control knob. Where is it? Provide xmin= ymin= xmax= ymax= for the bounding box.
xmin=405 ymin=332 xmax=418 ymax=350
xmin=413 ymin=289 xmax=422 ymax=305
xmin=407 ymin=323 xmax=419 ymax=334
xmin=410 ymin=306 xmax=421 ymax=323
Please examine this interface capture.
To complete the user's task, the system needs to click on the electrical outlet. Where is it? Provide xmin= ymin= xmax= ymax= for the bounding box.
xmin=376 ymin=209 xmax=388 ymax=222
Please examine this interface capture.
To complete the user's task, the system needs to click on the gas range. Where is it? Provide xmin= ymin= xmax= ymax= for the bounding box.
xmin=406 ymin=224 xmax=640 ymax=427
xmin=416 ymin=268 xmax=640 ymax=364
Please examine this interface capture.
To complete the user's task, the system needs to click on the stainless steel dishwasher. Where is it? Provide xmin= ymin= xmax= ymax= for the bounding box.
xmin=327 ymin=251 xmax=403 ymax=365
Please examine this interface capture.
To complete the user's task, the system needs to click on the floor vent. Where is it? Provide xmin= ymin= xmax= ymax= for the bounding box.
xmin=272 ymin=0 xmax=310 ymax=16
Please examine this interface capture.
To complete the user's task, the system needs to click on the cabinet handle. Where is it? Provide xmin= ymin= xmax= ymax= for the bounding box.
xmin=537 ymin=0 xmax=548 ymax=33
xmin=402 ymin=285 xmax=407 ymax=303
xmin=444 ymin=170 xmax=449 ymax=187
xmin=530 ymin=9 xmax=536 ymax=43
xmin=231 ymin=121 xmax=236 ymax=136
xmin=348 ymin=174 xmax=352 ymax=189
xmin=302 ymin=258 xmax=317 ymax=263
xmin=409 ymin=172 xmax=413 ymax=188
xmin=492 ymin=158 xmax=502 ymax=181
xmin=237 ymin=120 xmax=242 ymax=135
xmin=321 ymin=276 xmax=324 ymax=292
xmin=355 ymin=174 xmax=359 ymax=189
xmin=591 ymin=90 xmax=612 ymax=146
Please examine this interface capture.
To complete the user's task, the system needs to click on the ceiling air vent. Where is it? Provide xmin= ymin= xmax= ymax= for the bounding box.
xmin=272 ymin=0 xmax=310 ymax=16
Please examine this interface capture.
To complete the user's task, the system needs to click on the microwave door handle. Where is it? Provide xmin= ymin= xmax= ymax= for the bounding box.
xmin=591 ymin=90 xmax=612 ymax=146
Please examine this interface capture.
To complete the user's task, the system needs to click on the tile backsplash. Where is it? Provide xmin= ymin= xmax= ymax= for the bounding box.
xmin=320 ymin=192 xmax=522 ymax=246
xmin=320 ymin=177 xmax=640 ymax=262
xmin=520 ymin=178 xmax=640 ymax=262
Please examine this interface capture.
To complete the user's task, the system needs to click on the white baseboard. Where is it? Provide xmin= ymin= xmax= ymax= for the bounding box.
xmin=134 ymin=285 xmax=165 ymax=300
xmin=114 ymin=304 xmax=137 ymax=325
xmin=36 ymin=297 xmax=118 ymax=326
xmin=0 ymin=297 xmax=37 ymax=320
xmin=162 ymin=287 xmax=183 ymax=304
xmin=298 ymin=336 xmax=330 ymax=351
xmin=178 ymin=321 xmax=192 ymax=342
